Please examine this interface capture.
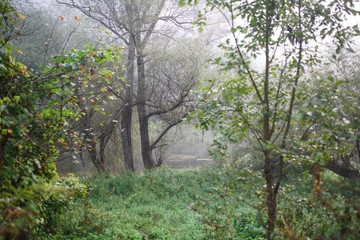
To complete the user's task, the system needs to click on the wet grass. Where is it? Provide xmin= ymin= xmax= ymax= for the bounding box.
xmin=45 ymin=167 xmax=360 ymax=240
xmin=47 ymin=167 xmax=229 ymax=239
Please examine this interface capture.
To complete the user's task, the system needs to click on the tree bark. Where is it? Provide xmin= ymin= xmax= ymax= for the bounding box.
xmin=312 ymin=163 xmax=322 ymax=199
xmin=87 ymin=140 xmax=105 ymax=172
xmin=137 ymin=51 xmax=156 ymax=169
xmin=264 ymin=3 xmax=276 ymax=238
xmin=121 ymin=104 xmax=134 ymax=170
xmin=264 ymin=151 xmax=276 ymax=239
xmin=82 ymin=116 xmax=105 ymax=172
xmin=121 ymin=37 xmax=135 ymax=171
xmin=75 ymin=86 xmax=105 ymax=173
xmin=83 ymin=116 xmax=105 ymax=172
xmin=138 ymin=111 xmax=156 ymax=169
xmin=326 ymin=160 xmax=360 ymax=179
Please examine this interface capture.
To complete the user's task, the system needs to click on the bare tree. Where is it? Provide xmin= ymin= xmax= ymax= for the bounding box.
xmin=56 ymin=0 xmax=197 ymax=170
xmin=143 ymin=40 xmax=202 ymax=166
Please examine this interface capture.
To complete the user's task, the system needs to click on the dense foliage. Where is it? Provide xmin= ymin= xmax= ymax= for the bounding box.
xmin=182 ymin=0 xmax=360 ymax=238
xmin=1 ymin=0 xmax=360 ymax=239
xmin=33 ymin=167 xmax=360 ymax=240
xmin=0 ymin=1 xmax=123 ymax=238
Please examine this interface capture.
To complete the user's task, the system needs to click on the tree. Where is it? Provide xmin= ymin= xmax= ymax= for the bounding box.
xmin=294 ymin=49 xmax=360 ymax=179
xmin=11 ymin=0 xmax=92 ymax=70
xmin=56 ymin=0 xmax=157 ymax=170
xmin=142 ymin=38 xmax=204 ymax=166
xmin=0 ymin=2 xmax=107 ymax=236
xmin=76 ymin=47 xmax=125 ymax=173
xmin=0 ymin=2 xmax=60 ymax=189
xmin=50 ymin=45 xmax=123 ymax=172
xmin=182 ymin=0 xmax=359 ymax=238
xmin=322 ymin=51 xmax=360 ymax=178
xmin=57 ymin=0 xmax=197 ymax=170
xmin=8 ymin=1 xmax=127 ymax=172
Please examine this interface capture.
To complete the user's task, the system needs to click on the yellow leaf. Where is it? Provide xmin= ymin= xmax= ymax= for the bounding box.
xmin=16 ymin=13 xmax=26 ymax=20
xmin=21 ymin=65 xmax=28 ymax=76
xmin=90 ymin=99 xmax=95 ymax=103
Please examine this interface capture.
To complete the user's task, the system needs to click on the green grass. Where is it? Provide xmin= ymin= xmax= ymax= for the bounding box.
xmin=44 ymin=167 xmax=360 ymax=240
xmin=45 ymin=168 xmax=219 ymax=239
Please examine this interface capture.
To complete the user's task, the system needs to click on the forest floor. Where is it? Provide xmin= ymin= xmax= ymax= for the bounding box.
xmin=48 ymin=166 xmax=359 ymax=239
xmin=48 ymin=167 xmax=266 ymax=239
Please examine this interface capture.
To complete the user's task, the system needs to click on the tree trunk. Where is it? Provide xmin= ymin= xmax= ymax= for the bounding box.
xmin=264 ymin=7 xmax=276 ymax=238
xmin=137 ymin=50 xmax=156 ymax=169
xmin=87 ymin=141 xmax=105 ymax=172
xmin=312 ymin=163 xmax=322 ymax=199
xmin=83 ymin=119 xmax=104 ymax=172
xmin=82 ymin=118 xmax=104 ymax=172
xmin=138 ymin=111 xmax=156 ymax=169
xmin=121 ymin=37 xmax=135 ymax=171
xmin=264 ymin=150 xmax=276 ymax=239
xmin=121 ymin=109 xmax=134 ymax=170
xmin=76 ymin=85 xmax=105 ymax=173
xmin=326 ymin=160 xmax=360 ymax=179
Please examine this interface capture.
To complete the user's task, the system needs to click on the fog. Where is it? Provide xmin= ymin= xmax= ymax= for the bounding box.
xmin=12 ymin=0 xmax=360 ymax=175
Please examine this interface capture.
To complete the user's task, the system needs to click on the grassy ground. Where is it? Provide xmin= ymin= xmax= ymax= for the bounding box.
xmin=45 ymin=167 xmax=360 ymax=240
xmin=46 ymin=167 xmax=263 ymax=239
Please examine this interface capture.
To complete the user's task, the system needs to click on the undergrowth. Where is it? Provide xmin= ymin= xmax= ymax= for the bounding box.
xmin=40 ymin=167 xmax=360 ymax=240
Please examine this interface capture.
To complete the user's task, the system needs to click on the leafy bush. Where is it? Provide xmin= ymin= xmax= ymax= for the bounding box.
xmin=190 ymin=166 xmax=266 ymax=240
xmin=276 ymin=172 xmax=360 ymax=239
xmin=0 ymin=2 xmax=120 ymax=238
xmin=22 ymin=167 xmax=360 ymax=239
xmin=0 ymin=175 xmax=88 ymax=240
xmin=32 ymin=174 xmax=88 ymax=238
xmin=45 ymin=167 xmax=222 ymax=239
